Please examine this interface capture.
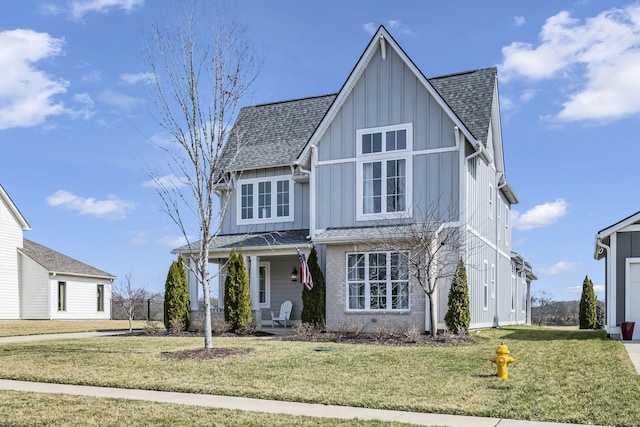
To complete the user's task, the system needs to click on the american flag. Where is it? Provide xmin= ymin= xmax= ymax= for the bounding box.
xmin=297 ymin=248 xmax=314 ymax=291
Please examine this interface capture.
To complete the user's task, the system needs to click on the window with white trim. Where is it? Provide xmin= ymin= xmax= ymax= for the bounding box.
xmin=258 ymin=262 xmax=270 ymax=308
xmin=488 ymin=184 xmax=494 ymax=220
xmin=347 ymin=251 xmax=409 ymax=311
xmin=483 ymin=260 xmax=488 ymax=310
xmin=491 ymin=263 xmax=496 ymax=299
xmin=356 ymin=124 xmax=412 ymax=221
xmin=237 ymin=176 xmax=293 ymax=224
xmin=511 ymin=266 xmax=516 ymax=312
xmin=505 ymin=205 xmax=510 ymax=246
xmin=522 ymin=280 xmax=527 ymax=314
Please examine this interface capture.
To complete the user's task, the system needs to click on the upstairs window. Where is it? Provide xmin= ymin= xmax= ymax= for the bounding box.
xmin=356 ymin=124 xmax=413 ymax=221
xmin=238 ymin=176 xmax=294 ymax=224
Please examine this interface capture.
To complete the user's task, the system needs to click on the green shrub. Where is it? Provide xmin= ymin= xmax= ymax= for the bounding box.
xmin=444 ymin=258 xmax=470 ymax=334
xmin=301 ymin=247 xmax=325 ymax=327
xmin=164 ymin=255 xmax=190 ymax=331
xmin=223 ymin=250 xmax=253 ymax=331
xmin=595 ymin=303 xmax=605 ymax=330
xmin=579 ymin=276 xmax=597 ymax=329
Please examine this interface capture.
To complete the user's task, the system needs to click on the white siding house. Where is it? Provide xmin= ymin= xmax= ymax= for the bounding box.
xmin=0 ymin=184 xmax=115 ymax=320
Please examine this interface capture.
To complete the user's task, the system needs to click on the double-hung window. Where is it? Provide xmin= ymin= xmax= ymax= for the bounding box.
xmin=346 ymin=251 xmax=409 ymax=311
xmin=356 ymin=124 xmax=412 ymax=221
xmin=237 ymin=176 xmax=293 ymax=224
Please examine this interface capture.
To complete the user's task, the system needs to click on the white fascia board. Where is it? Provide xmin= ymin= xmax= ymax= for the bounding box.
xmin=0 ymin=184 xmax=31 ymax=230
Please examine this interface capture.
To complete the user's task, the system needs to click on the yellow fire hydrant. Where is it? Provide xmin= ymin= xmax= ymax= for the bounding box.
xmin=491 ymin=343 xmax=515 ymax=379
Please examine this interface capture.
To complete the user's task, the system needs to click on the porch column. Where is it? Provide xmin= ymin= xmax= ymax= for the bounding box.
xmin=249 ymin=255 xmax=260 ymax=309
xmin=187 ymin=256 xmax=199 ymax=312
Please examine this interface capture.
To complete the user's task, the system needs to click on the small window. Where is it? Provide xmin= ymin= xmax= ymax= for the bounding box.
xmin=237 ymin=177 xmax=293 ymax=224
xmin=97 ymin=284 xmax=104 ymax=312
xmin=505 ymin=205 xmax=510 ymax=246
xmin=58 ymin=281 xmax=66 ymax=311
xmin=491 ymin=264 xmax=496 ymax=298
xmin=489 ymin=184 xmax=494 ymax=220
xmin=258 ymin=263 xmax=270 ymax=307
xmin=482 ymin=261 xmax=488 ymax=310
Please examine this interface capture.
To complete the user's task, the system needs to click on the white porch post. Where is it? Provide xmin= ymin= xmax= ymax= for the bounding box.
xmin=249 ymin=255 xmax=259 ymax=309
xmin=187 ymin=256 xmax=199 ymax=312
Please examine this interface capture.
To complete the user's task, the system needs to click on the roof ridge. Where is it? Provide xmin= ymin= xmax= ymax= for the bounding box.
xmin=429 ymin=67 xmax=496 ymax=81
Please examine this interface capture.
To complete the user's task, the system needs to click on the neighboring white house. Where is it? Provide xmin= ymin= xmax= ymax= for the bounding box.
xmin=0 ymin=184 xmax=114 ymax=320
xmin=174 ymin=26 xmax=536 ymax=332
xmin=595 ymin=211 xmax=640 ymax=339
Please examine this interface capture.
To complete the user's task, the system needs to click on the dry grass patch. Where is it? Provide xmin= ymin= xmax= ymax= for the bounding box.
xmin=0 ymin=320 xmax=147 ymax=337
xmin=0 ymin=390 xmax=412 ymax=426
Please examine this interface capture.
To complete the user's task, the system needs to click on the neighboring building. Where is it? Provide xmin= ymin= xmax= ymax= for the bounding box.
xmin=174 ymin=26 xmax=535 ymax=332
xmin=594 ymin=211 xmax=640 ymax=339
xmin=0 ymin=184 xmax=114 ymax=320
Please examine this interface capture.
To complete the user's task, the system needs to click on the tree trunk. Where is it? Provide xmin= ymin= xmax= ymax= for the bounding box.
xmin=428 ymin=293 xmax=437 ymax=337
xmin=202 ymin=241 xmax=213 ymax=349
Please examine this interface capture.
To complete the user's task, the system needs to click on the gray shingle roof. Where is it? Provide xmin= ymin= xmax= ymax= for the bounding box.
xmin=20 ymin=239 xmax=115 ymax=279
xmin=173 ymin=229 xmax=310 ymax=254
xmin=220 ymin=68 xmax=496 ymax=172
xmin=429 ymin=67 xmax=497 ymax=145
xmin=221 ymin=94 xmax=337 ymax=172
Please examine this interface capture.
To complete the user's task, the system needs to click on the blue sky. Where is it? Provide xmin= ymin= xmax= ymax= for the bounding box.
xmin=2 ymin=0 xmax=639 ymax=300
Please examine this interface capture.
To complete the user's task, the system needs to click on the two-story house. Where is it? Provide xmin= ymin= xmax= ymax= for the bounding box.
xmin=174 ymin=26 xmax=535 ymax=332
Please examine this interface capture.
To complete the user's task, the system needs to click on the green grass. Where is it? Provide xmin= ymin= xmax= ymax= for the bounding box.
xmin=0 ymin=320 xmax=148 ymax=337
xmin=0 ymin=390 xmax=414 ymax=427
xmin=0 ymin=326 xmax=637 ymax=426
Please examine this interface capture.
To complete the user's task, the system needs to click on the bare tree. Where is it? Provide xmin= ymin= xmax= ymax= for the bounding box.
xmin=368 ymin=205 xmax=466 ymax=337
xmin=146 ymin=3 xmax=258 ymax=348
xmin=112 ymin=272 xmax=147 ymax=333
xmin=532 ymin=291 xmax=556 ymax=327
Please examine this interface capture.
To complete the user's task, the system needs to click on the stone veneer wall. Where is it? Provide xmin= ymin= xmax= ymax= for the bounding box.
xmin=324 ymin=243 xmax=426 ymax=332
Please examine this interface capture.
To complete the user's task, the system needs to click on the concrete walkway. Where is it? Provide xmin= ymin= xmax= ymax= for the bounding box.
xmin=623 ymin=341 xmax=640 ymax=373
xmin=0 ymin=330 xmax=134 ymax=344
xmin=0 ymin=379 xmax=599 ymax=427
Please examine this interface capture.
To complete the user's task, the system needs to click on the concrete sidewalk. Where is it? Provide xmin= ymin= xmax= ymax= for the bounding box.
xmin=0 ymin=330 xmax=135 ymax=344
xmin=623 ymin=341 xmax=640 ymax=373
xmin=0 ymin=379 xmax=601 ymax=427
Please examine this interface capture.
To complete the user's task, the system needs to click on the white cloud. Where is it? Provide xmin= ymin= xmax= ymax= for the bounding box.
xmin=520 ymin=89 xmax=537 ymax=102
xmin=148 ymin=131 xmax=177 ymax=148
xmin=512 ymin=199 xmax=568 ymax=230
xmin=566 ymin=283 xmax=605 ymax=295
xmin=120 ymin=72 xmax=153 ymax=85
xmin=540 ymin=261 xmax=579 ymax=276
xmin=513 ymin=16 xmax=527 ymax=27
xmin=70 ymin=0 xmax=144 ymax=21
xmin=142 ymin=174 xmax=188 ymax=190
xmin=46 ymin=190 xmax=135 ymax=220
xmin=158 ymin=235 xmax=188 ymax=248
xmin=499 ymin=4 xmax=640 ymax=122
xmin=97 ymin=89 xmax=145 ymax=110
xmin=81 ymin=69 xmax=103 ymax=82
xmin=0 ymin=29 xmax=67 ymax=130
xmin=68 ymin=92 xmax=95 ymax=120
xmin=363 ymin=22 xmax=377 ymax=35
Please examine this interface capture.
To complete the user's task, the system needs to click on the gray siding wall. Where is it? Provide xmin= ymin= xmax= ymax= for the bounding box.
xmin=220 ymin=167 xmax=309 ymax=235
xmin=615 ymin=231 xmax=640 ymax=324
xmin=315 ymin=46 xmax=459 ymax=230
xmin=257 ymin=255 xmax=304 ymax=323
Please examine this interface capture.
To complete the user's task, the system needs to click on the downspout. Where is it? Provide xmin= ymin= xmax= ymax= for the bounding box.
xmin=309 ymin=145 xmax=318 ymax=240
xmin=425 ymin=222 xmax=447 ymax=333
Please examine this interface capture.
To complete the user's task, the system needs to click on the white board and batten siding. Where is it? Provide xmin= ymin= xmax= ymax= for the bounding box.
xmin=49 ymin=274 xmax=111 ymax=320
xmin=0 ymin=196 xmax=24 ymax=319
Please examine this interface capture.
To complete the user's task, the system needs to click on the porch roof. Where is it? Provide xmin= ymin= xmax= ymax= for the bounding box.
xmin=594 ymin=210 xmax=640 ymax=260
xmin=173 ymin=229 xmax=311 ymax=257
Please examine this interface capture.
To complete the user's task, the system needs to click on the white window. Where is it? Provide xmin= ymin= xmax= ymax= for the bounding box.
xmin=483 ymin=260 xmax=488 ymax=310
xmin=505 ymin=205 xmax=510 ymax=246
xmin=346 ymin=251 xmax=409 ymax=311
xmin=259 ymin=262 xmax=270 ymax=308
xmin=237 ymin=176 xmax=294 ymax=224
xmin=522 ymin=279 xmax=527 ymax=314
xmin=488 ymin=184 xmax=493 ymax=220
xmin=491 ymin=263 xmax=496 ymax=299
xmin=356 ymin=124 xmax=412 ymax=221
xmin=511 ymin=266 xmax=516 ymax=312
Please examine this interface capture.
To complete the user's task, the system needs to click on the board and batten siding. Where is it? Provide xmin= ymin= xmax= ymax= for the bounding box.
xmin=0 ymin=197 xmax=23 ymax=319
xmin=19 ymin=254 xmax=50 ymax=319
xmin=315 ymin=44 xmax=459 ymax=230
xmin=615 ymin=231 xmax=640 ymax=325
xmin=49 ymin=275 xmax=111 ymax=320
xmin=220 ymin=167 xmax=309 ymax=235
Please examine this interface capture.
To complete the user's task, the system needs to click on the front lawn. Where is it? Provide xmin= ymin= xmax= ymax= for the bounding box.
xmin=0 ymin=320 xmax=148 ymax=337
xmin=0 ymin=326 xmax=637 ymax=426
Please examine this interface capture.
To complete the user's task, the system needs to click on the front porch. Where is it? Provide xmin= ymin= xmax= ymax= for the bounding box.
xmin=179 ymin=230 xmax=312 ymax=329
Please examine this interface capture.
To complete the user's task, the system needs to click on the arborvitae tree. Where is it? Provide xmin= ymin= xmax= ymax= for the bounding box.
xmin=164 ymin=255 xmax=190 ymax=331
xmin=595 ymin=303 xmax=605 ymax=330
xmin=301 ymin=247 xmax=325 ymax=327
xmin=223 ymin=250 xmax=252 ymax=331
xmin=579 ymin=276 xmax=597 ymax=329
xmin=444 ymin=258 xmax=471 ymax=334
